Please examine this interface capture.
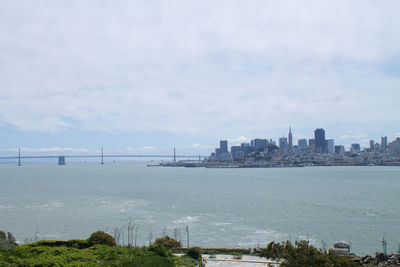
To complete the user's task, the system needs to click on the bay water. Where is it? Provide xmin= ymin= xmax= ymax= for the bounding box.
xmin=0 ymin=162 xmax=399 ymax=255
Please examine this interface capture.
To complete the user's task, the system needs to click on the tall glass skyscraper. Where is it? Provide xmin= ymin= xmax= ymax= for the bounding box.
xmin=314 ymin=128 xmax=326 ymax=153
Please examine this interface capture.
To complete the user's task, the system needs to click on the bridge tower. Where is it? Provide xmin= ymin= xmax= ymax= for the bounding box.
xmin=174 ymin=148 xmax=176 ymax=163
xmin=18 ymin=148 xmax=21 ymax=166
xmin=101 ymin=147 xmax=104 ymax=164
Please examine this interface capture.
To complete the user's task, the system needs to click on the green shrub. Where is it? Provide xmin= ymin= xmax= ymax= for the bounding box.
xmin=186 ymin=246 xmax=202 ymax=260
xmin=67 ymin=239 xmax=90 ymax=249
xmin=154 ymin=236 xmax=181 ymax=249
xmin=260 ymin=240 xmax=356 ymax=267
xmin=148 ymin=244 xmax=171 ymax=257
xmin=87 ymin=231 xmax=116 ymax=246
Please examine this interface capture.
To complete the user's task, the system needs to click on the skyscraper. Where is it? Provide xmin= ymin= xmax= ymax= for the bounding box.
xmin=297 ymin=139 xmax=308 ymax=153
xmin=220 ymin=140 xmax=228 ymax=152
xmin=254 ymin=139 xmax=268 ymax=152
xmin=279 ymin=137 xmax=288 ymax=152
xmin=314 ymin=128 xmax=326 ymax=153
xmin=288 ymin=127 xmax=293 ymax=152
xmin=381 ymin=136 xmax=388 ymax=151
xmin=327 ymin=139 xmax=334 ymax=154
xmin=370 ymin=140 xmax=374 ymax=150
xmin=351 ymin=143 xmax=361 ymax=152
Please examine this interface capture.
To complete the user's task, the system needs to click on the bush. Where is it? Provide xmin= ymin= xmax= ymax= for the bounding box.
xmin=186 ymin=246 xmax=202 ymax=260
xmin=148 ymin=244 xmax=171 ymax=257
xmin=154 ymin=236 xmax=181 ymax=249
xmin=87 ymin=231 xmax=116 ymax=246
xmin=260 ymin=240 xmax=356 ymax=267
xmin=31 ymin=239 xmax=90 ymax=249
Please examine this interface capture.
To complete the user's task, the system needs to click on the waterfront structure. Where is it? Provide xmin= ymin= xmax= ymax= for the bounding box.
xmin=381 ymin=136 xmax=388 ymax=151
xmin=206 ymin=130 xmax=400 ymax=167
xmin=327 ymin=139 xmax=334 ymax=154
xmin=58 ymin=156 xmax=66 ymax=165
xmin=315 ymin=128 xmax=326 ymax=153
xmin=288 ymin=127 xmax=293 ymax=152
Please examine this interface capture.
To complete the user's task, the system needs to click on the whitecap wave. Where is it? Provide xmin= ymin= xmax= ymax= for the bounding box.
xmin=174 ymin=216 xmax=199 ymax=224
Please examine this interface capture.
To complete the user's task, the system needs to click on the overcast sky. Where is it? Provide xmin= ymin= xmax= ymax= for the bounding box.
xmin=1 ymin=1 xmax=399 ymax=156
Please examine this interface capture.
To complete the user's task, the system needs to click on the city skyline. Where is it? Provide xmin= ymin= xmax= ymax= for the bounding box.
xmin=1 ymin=125 xmax=398 ymax=157
xmin=1 ymin=1 xmax=399 ymax=155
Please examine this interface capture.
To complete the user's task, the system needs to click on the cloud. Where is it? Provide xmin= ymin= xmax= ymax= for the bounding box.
xmin=0 ymin=1 xmax=399 ymax=142
xmin=10 ymin=147 xmax=90 ymax=153
xmin=139 ymin=146 xmax=156 ymax=151
xmin=340 ymin=134 xmax=369 ymax=139
xmin=228 ymin=136 xmax=251 ymax=145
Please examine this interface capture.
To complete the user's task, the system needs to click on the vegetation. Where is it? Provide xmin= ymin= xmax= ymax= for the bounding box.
xmin=259 ymin=240 xmax=356 ymax=267
xmin=186 ymin=246 xmax=202 ymax=261
xmin=232 ymin=252 xmax=242 ymax=259
xmin=87 ymin=231 xmax=116 ymax=246
xmin=0 ymin=231 xmax=202 ymax=267
xmin=154 ymin=236 xmax=181 ymax=249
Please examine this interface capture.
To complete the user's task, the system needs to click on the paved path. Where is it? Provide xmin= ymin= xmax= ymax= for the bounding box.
xmin=203 ymin=255 xmax=280 ymax=267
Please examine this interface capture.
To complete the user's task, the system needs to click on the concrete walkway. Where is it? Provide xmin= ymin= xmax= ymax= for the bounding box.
xmin=203 ymin=255 xmax=280 ymax=267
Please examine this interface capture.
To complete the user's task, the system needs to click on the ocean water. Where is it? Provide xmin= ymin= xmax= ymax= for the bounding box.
xmin=0 ymin=162 xmax=399 ymax=255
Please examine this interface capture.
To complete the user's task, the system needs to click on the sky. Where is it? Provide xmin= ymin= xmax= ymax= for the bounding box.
xmin=1 ymin=0 xmax=400 ymax=156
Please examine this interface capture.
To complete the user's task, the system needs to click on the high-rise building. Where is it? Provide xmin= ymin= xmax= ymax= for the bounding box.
xmin=220 ymin=140 xmax=228 ymax=152
xmin=314 ymin=128 xmax=326 ymax=153
xmin=375 ymin=143 xmax=380 ymax=150
xmin=381 ymin=136 xmax=388 ymax=151
xmin=308 ymin=139 xmax=315 ymax=153
xmin=370 ymin=140 xmax=375 ymax=150
xmin=288 ymin=127 xmax=293 ymax=152
xmin=297 ymin=139 xmax=308 ymax=153
xmin=279 ymin=137 xmax=288 ymax=152
xmin=241 ymin=143 xmax=253 ymax=156
xmin=351 ymin=143 xmax=361 ymax=152
xmin=335 ymin=145 xmax=345 ymax=155
xmin=231 ymin=146 xmax=244 ymax=160
xmin=327 ymin=139 xmax=334 ymax=154
xmin=254 ymin=139 xmax=268 ymax=152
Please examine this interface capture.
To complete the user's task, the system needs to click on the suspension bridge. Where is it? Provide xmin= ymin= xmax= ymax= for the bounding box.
xmin=0 ymin=148 xmax=205 ymax=165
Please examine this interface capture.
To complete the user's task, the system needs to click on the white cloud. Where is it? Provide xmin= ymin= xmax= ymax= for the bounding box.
xmin=0 ymin=1 xmax=399 ymax=141
xmin=340 ymin=134 xmax=369 ymax=139
xmin=139 ymin=146 xmax=156 ymax=151
xmin=228 ymin=136 xmax=251 ymax=145
xmin=10 ymin=147 xmax=90 ymax=153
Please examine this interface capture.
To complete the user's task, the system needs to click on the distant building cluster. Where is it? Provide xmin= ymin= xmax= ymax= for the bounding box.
xmin=208 ymin=127 xmax=400 ymax=167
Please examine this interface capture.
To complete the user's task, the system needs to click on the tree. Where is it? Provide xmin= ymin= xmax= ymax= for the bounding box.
xmin=87 ymin=231 xmax=116 ymax=246
xmin=154 ymin=236 xmax=181 ymax=249
xmin=186 ymin=247 xmax=202 ymax=260
xmin=260 ymin=240 xmax=356 ymax=267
